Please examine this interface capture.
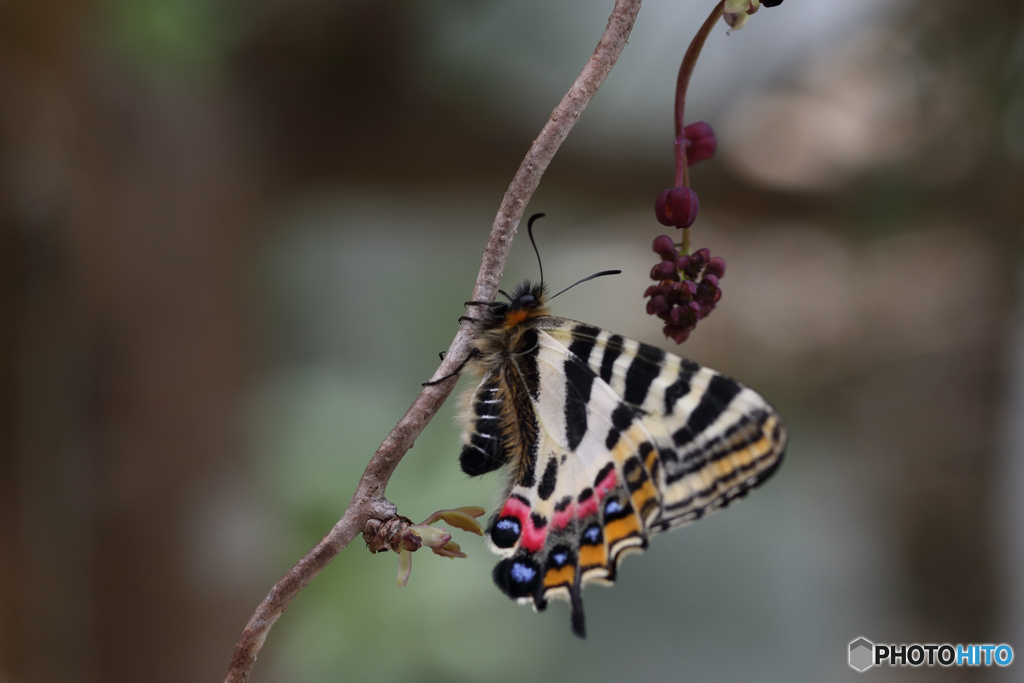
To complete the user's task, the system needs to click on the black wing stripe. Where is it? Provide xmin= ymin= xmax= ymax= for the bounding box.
xmin=599 ymin=334 xmax=625 ymax=384
xmin=623 ymin=342 xmax=666 ymax=408
xmin=671 ymin=374 xmax=742 ymax=448
xmin=662 ymin=359 xmax=701 ymax=415
xmin=654 ymin=451 xmax=784 ymax=531
xmin=604 ymin=402 xmax=635 ymax=451
xmin=538 ymin=458 xmax=559 ymax=500
xmin=564 ymin=329 xmax=598 ymax=450
xmin=666 ymin=410 xmax=772 ymax=482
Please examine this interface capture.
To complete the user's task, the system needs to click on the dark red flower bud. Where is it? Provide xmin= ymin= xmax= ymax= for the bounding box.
xmin=674 ymin=254 xmax=692 ymax=271
xmin=650 ymin=261 xmax=678 ymax=281
xmin=705 ymin=256 xmax=726 ymax=278
xmin=670 ymin=280 xmax=697 ymax=300
xmin=652 ymin=235 xmax=677 ymax=260
xmin=655 ymin=187 xmax=699 ymax=229
xmin=664 ymin=324 xmax=691 ymax=344
xmin=696 ymin=278 xmax=717 ymax=299
xmin=646 ymin=295 xmax=670 ymax=315
xmin=683 ymin=121 xmax=717 ymax=165
xmin=670 ymin=303 xmax=699 ymax=326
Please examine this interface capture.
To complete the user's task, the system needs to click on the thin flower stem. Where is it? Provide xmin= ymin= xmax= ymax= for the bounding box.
xmin=223 ymin=2 xmax=643 ymax=681
xmin=674 ymin=0 xmax=725 ymax=189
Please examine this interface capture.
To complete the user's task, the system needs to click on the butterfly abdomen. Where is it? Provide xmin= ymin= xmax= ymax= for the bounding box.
xmin=459 ymin=281 xmax=549 ymax=481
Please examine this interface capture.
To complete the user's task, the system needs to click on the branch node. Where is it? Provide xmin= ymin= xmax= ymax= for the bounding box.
xmin=362 ymin=503 xmax=409 ymax=554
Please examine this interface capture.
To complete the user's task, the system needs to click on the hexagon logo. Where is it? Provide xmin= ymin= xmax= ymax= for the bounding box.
xmin=849 ymin=637 xmax=875 ymax=672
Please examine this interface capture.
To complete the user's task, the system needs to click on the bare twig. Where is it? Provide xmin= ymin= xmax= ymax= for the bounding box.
xmin=224 ymin=1 xmax=642 ymax=680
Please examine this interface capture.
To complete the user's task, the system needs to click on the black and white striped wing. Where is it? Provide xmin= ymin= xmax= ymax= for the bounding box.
xmin=482 ymin=317 xmax=786 ymax=636
xmin=542 ymin=319 xmax=786 ymax=532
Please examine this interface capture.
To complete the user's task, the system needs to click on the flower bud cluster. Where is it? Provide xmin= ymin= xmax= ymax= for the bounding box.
xmin=644 ymin=236 xmax=725 ymax=344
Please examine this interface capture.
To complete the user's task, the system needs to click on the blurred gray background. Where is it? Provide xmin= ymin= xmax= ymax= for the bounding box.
xmin=3 ymin=0 xmax=1023 ymax=681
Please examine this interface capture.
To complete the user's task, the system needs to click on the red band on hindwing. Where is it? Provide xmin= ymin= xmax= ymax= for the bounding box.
xmin=547 ymin=467 xmax=621 ymax=530
xmin=595 ymin=468 xmax=617 ymax=499
xmin=500 ymin=496 xmax=546 ymax=552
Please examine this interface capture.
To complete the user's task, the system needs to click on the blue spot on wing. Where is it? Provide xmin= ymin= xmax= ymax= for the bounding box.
xmin=510 ymin=562 xmax=537 ymax=584
xmin=496 ymin=519 xmax=520 ymax=533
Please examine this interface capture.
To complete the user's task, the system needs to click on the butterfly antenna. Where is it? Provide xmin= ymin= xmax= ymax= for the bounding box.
xmin=526 ymin=213 xmax=546 ymax=288
xmin=550 ymin=269 xmax=622 ymax=300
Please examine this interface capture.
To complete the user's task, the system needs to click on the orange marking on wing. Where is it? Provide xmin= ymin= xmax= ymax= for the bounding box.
xmin=579 ymin=544 xmax=607 ymax=569
xmin=544 ymin=566 xmax=575 ymax=588
xmin=629 ymin=480 xmax=658 ymax=519
xmin=604 ymin=515 xmax=641 ymax=544
xmin=644 ymin=448 xmax=660 ymax=474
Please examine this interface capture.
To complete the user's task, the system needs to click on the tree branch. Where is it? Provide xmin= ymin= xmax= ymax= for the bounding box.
xmin=224 ymin=1 xmax=642 ymax=680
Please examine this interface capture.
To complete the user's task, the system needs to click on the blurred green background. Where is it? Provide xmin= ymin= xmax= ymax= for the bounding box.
xmin=3 ymin=0 xmax=1024 ymax=681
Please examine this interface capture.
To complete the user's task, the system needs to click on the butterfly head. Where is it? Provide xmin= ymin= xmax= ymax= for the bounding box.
xmin=490 ymin=280 xmax=550 ymax=331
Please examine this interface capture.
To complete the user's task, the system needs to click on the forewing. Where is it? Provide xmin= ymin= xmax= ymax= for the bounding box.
xmin=542 ymin=319 xmax=787 ymax=532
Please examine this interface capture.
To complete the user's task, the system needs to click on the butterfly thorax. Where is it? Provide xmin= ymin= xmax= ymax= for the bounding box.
xmin=468 ymin=280 xmax=551 ymax=375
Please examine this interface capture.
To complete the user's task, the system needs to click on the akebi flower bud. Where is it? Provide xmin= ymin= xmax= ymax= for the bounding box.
xmin=655 ymin=186 xmax=699 ymax=229
xmin=683 ymin=122 xmax=717 ymax=165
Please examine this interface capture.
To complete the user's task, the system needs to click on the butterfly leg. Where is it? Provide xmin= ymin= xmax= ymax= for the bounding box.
xmin=422 ymin=348 xmax=479 ymax=386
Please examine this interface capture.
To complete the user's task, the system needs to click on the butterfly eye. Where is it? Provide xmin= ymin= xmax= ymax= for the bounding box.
xmin=520 ymin=294 xmax=536 ymax=305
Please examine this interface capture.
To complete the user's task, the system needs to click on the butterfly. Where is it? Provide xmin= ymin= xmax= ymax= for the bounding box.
xmin=449 ymin=218 xmax=787 ymax=638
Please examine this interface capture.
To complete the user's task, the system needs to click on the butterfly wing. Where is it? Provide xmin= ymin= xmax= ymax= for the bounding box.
xmin=470 ymin=318 xmax=786 ymax=637
xmin=486 ymin=325 xmax=661 ymax=637
xmin=542 ymin=321 xmax=787 ymax=533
